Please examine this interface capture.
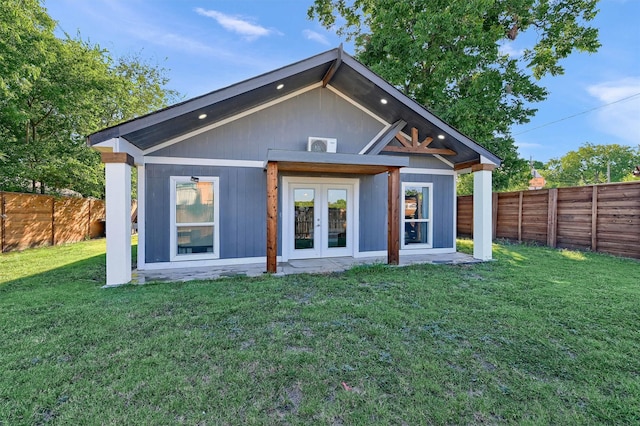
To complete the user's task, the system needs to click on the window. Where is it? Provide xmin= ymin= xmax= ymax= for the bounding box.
xmin=402 ymin=182 xmax=432 ymax=248
xmin=170 ymin=177 xmax=219 ymax=261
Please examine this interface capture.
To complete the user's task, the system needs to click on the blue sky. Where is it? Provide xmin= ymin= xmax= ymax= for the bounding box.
xmin=45 ymin=0 xmax=639 ymax=163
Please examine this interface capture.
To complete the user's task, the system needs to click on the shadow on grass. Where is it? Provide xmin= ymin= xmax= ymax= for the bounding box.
xmin=0 ymin=242 xmax=137 ymax=291
xmin=0 ymin=254 xmax=107 ymax=292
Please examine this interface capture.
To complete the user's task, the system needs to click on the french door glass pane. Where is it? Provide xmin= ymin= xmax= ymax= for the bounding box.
xmin=327 ymin=189 xmax=347 ymax=248
xmin=176 ymin=182 xmax=214 ymax=223
xmin=294 ymin=189 xmax=314 ymax=249
xmin=177 ymin=226 xmax=214 ymax=254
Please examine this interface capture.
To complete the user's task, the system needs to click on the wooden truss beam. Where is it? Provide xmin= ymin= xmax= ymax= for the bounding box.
xmin=322 ymin=44 xmax=343 ymax=87
xmin=382 ymin=127 xmax=456 ymax=156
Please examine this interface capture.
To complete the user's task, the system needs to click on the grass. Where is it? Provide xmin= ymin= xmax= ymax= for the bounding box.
xmin=1 ymin=239 xmax=639 ymax=424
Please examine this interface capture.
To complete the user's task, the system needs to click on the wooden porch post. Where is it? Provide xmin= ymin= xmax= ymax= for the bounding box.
xmin=387 ymin=167 xmax=400 ymax=265
xmin=266 ymin=161 xmax=278 ymax=273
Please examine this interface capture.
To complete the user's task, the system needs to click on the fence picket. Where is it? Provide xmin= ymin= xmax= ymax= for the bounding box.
xmin=0 ymin=192 xmax=106 ymax=253
xmin=457 ymin=181 xmax=640 ymax=260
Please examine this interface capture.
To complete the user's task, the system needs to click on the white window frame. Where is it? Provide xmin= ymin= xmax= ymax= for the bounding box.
xmin=169 ymin=176 xmax=220 ymax=261
xmin=401 ymin=182 xmax=433 ymax=249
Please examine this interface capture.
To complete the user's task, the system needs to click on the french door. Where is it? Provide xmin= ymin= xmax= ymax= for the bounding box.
xmin=287 ymin=179 xmax=355 ymax=259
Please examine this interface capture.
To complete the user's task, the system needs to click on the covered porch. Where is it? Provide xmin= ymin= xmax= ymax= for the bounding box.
xmin=132 ymin=251 xmax=480 ymax=284
xmin=265 ymin=150 xmax=410 ymax=273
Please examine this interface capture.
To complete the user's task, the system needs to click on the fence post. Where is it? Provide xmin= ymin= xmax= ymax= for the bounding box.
xmin=1 ymin=192 xmax=4 ymax=253
xmin=87 ymin=199 xmax=92 ymax=238
xmin=517 ymin=191 xmax=523 ymax=242
xmin=51 ymin=197 xmax=55 ymax=246
xmin=492 ymin=192 xmax=498 ymax=240
xmin=547 ymin=188 xmax=558 ymax=248
xmin=591 ymin=185 xmax=598 ymax=252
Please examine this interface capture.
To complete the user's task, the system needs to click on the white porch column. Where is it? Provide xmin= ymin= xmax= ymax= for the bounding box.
xmin=472 ymin=163 xmax=496 ymax=260
xmin=102 ymin=153 xmax=134 ymax=286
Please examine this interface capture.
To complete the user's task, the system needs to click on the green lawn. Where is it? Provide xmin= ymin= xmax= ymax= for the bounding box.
xmin=1 ymin=239 xmax=639 ymax=424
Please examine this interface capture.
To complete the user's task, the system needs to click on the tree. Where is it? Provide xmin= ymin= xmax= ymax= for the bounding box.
xmin=0 ymin=0 xmax=178 ymax=198
xmin=543 ymin=143 xmax=640 ymax=187
xmin=309 ymin=0 xmax=600 ymax=190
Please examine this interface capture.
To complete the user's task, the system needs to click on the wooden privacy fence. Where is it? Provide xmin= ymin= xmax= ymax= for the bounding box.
xmin=457 ymin=181 xmax=640 ymax=259
xmin=0 ymin=192 xmax=106 ymax=253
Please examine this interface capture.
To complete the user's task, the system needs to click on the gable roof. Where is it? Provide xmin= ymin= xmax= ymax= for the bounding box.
xmin=88 ymin=47 xmax=501 ymax=167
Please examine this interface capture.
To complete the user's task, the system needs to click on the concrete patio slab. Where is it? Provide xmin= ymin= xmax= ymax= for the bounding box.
xmin=130 ymin=252 xmax=480 ymax=285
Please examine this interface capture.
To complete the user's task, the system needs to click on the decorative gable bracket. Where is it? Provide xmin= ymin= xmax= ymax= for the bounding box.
xmin=382 ymin=127 xmax=457 ymax=156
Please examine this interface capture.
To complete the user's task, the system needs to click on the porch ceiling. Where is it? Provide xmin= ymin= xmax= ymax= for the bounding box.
xmin=266 ymin=150 xmax=409 ymax=175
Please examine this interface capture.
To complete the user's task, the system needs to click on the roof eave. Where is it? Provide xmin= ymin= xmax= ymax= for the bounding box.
xmin=87 ymin=48 xmax=342 ymax=146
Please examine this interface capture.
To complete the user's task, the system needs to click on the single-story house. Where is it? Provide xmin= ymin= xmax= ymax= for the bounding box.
xmin=88 ymin=47 xmax=500 ymax=286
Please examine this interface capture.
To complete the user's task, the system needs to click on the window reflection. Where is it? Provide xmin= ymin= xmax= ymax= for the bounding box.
xmin=327 ymin=189 xmax=347 ymax=248
xmin=294 ymin=189 xmax=314 ymax=249
xmin=404 ymin=186 xmax=430 ymax=245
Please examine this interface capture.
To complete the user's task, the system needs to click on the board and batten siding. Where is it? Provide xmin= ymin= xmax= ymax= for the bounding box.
xmin=408 ymin=156 xmax=451 ymax=170
xmin=152 ymin=88 xmax=386 ymax=160
xmin=145 ymin=164 xmax=272 ymax=263
xmin=358 ymin=173 xmax=388 ymax=252
xmin=401 ymin=173 xmax=455 ymax=249
xmin=358 ymin=172 xmax=455 ymax=252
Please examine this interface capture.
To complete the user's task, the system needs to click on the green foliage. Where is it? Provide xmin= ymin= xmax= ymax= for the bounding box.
xmin=542 ymin=143 xmax=640 ymax=187
xmin=309 ymin=0 xmax=600 ymax=191
xmin=1 ymin=239 xmax=639 ymax=423
xmin=0 ymin=0 xmax=178 ymax=198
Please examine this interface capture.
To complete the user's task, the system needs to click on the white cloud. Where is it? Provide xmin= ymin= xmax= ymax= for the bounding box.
xmin=587 ymin=77 xmax=640 ymax=144
xmin=195 ymin=8 xmax=274 ymax=41
xmin=303 ymin=29 xmax=330 ymax=45
xmin=498 ymin=42 xmax=525 ymax=58
xmin=515 ymin=142 xmax=542 ymax=148
xmin=132 ymin=28 xmax=218 ymax=55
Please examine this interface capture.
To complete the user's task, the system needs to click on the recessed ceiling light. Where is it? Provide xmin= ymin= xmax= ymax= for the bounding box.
xmin=380 ymin=98 xmax=388 ymax=104
xmin=198 ymin=113 xmax=207 ymax=120
xmin=437 ymin=134 xmax=445 ymax=139
xmin=276 ymin=83 xmax=284 ymax=90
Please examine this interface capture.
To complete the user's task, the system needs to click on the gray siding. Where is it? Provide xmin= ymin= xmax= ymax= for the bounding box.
xmin=408 ymin=156 xmax=451 ymax=169
xmin=145 ymin=166 xmax=454 ymax=263
xmin=152 ymin=88 xmax=385 ymax=160
xmin=358 ymin=172 xmax=455 ymax=252
xmin=359 ymin=174 xmax=388 ymax=252
xmin=401 ymin=173 xmax=455 ymax=248
xmin=145 ymin=164 xmax=272 ymax=263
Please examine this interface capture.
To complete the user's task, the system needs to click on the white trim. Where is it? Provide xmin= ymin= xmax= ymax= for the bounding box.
xmin=282 ymin=177 xmax=360 ymax=261
xmin=400 ymin=247 xmax=456 ymax=255
xmin=480 ymin=155 xmax=498 ymax=165
xmin=355 ymin=247 xmax=456 ymax=257
xmin=453 ymin=172 xmax=458 ymax=246
xmin=358 ymin=123 xmax=392 ymax=155
xmin=136 ymin=165 xmax=146 ymax=270
xmin=401 ymin=182 xmax=434 ymax=249
xmin=326 ymin=85 xmax=389 ymax=126
xmin=144 ymin=83 xmax=322 ymax=155
xmin=473 ymin=168 xmax=493 ymax=260
xmin=354 ymin=250 xmax=387 ymax=258
xmin=139 ymin=256 xmax=283 ymax=271
xmin=434 ymin=155 xmax=454 ymax=168
xmin=104 ymin=162 xmax=132 ymax=285
xmin=400 ymin=167 xmax=455 ymax=175
xmin=93 ymin=137 xmax=144 ymax=164
xmin=169 ymin=176 xmax=220 ymax=262
xmin=145 ymin=156 xmax=263 ymax=168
